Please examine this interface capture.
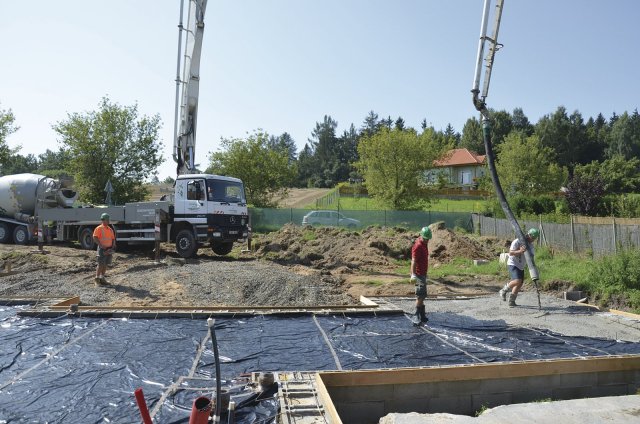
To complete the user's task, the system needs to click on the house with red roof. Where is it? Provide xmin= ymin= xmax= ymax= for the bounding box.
xmin=425 ymin=148 xmax=487 ymax=190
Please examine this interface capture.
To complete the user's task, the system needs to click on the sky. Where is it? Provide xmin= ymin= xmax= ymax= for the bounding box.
xmin=1 ymin=0 xmax=639 ymax=180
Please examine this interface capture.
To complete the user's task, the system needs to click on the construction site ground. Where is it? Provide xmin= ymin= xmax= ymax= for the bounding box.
xmin=0 ymin=224 xmax=510 ymax=308
xmin=2 ymin=224 xmax=640 ymax=423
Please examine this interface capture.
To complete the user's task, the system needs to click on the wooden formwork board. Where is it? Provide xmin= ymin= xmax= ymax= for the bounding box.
xmin=317 ymin=355 xmax=640 ymax=387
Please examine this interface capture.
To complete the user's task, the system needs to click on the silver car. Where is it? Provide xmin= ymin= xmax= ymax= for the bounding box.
xmin=302 ymin=210 xmax=360 ymax=228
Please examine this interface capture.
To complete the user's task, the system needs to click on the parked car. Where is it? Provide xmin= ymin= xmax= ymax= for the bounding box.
xmin=302 ymin=210 xmax=360 ymax=228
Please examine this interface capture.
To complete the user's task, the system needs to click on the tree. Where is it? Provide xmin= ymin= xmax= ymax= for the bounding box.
xmin=267 ymin=132 xmax=297 ymax=163
xmin=459 ymin=117 xmax=484 ymax=153
xmin=394 ymin=117 xmax=405 ymax=131
xmin=296 ymin=143 xmax=316 ymax=187
xmin=511 ymin=107 xmax=534 ymax=136
xmin=565 ymin=174 xmax=605 ymax=216
xmin=356 ymin=127 xmax=444 ymax=210
xmin=0 ymin=104 xmax=19 ymax=167
xmin=606 ymin=110 xmax=640 ymax=160
xmin=495 ymin=133 xmax=568 ymax=196
xmin=53 ymin=97 xmax=163 ymax=204
xmin=361 ymin=111 xmax=380 ymax=137
xmin=535 ymin=106 xmax=591 ymax=172
xmin=575 ymin=155 xmax=640 ymax=194
xmin=206 ymin=130 xmax=297 ymax=207
xmin=1 ymin=153 xmax=38 ymax=175
xmin=162 ymin=176 xmax=175 ymax=185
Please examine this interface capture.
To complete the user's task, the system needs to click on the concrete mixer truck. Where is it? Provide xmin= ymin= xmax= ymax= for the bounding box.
xmin=0 ymin=0 xmax=250 ymax=258
xmin=0 ymin=172 xmax=249 ymax=258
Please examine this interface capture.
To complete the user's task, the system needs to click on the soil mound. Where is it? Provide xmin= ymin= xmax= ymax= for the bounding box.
xmin=252 ymin=223 xmax=499 ymax=273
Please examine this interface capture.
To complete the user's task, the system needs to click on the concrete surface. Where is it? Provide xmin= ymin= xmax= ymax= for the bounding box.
xmin=395 ymin=291 xmax=640 ymax=342
xmin=379 ymin=394 xmax=640 ymax=423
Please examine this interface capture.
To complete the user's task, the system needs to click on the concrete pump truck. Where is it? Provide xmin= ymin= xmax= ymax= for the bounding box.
xmin=0 ymin=0 xmax=249 ymax=258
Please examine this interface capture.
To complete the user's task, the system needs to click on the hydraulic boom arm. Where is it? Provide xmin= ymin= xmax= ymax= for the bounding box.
xmin=173 ymin=0 xmax=208 ymax=176
xmin=471 ymin=0 xmax=542 ymax=309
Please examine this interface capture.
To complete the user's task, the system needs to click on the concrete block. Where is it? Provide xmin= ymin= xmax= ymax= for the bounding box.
xmin=428 ymin=395 xmax=473 ymax=415
xmin=471 ymin=392 xmax=512 ymax=412
xmin=563 ymin=291 xmax=586 ymax=301
xmin=392 ymin=383 xmax=433 ymax=400
xmin=552 ymin=386 xmax=594 ymax=400
xmin=387 ymin=396 xmax=430 ymax=414
xmin=595 ymin=384 xmax=630 ymax=397
xmin=557 ymin=372 xmax=597 ymax=389
xmin=335 ymin=400 xmax=385 ymax=424
xmin=510 ymin=389 xmax=554 ymax=404
xmin=597 ymin=370 xmax=634 ymax=386
xmin=329 ymin=385 xmax=391 ymax=402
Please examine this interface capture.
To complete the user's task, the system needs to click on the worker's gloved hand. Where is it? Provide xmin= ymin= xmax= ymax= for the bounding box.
xmin=410 ymin=274 xmax=417 ymax=282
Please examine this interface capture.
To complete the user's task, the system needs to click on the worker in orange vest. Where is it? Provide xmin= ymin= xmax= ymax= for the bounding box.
xmin=93 ymin=213 xmax=116 ymax=285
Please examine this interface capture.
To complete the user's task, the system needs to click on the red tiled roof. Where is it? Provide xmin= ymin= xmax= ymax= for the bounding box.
xmin=433 ymin=148 xmax=486 ymax=167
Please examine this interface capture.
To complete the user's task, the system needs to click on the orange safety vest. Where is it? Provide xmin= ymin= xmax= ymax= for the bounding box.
xmin=93 ymin=224 xmax=115 ymax=248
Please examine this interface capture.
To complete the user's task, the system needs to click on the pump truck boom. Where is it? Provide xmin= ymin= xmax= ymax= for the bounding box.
xmin=0 ymin=0 xmax=249 ymax=259
xmin=471 ymin=0 xmax=542 ymax=308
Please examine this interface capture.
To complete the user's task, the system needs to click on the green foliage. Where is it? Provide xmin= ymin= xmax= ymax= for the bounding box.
xmin=575 ymin=155 xmax=640 ymax=194
xmin=302 ymin=230 xmax=316 ymax=241
xmin=53 ymin=97 xmax=163 ymax=204
xmin=601 ymin=194 xmax=640 ymax=218
xmin=207 ymin=130 xmax=297 ymax=208
xmin=606 ymin=110 xmax=640 ymax=160
xmin=0 ymin=104 xmax=19 ymax=169
xmin=582 ymin=250 xmax=640 ymax=311
xmin=356 ymin=127 xmax=447 ymax=210
xmin=496 ymin=133 xmax=568 ymax=196
xmin=510 ymin=195 xmax=557 ymax=216
xmin=565 ymin=174 xmax=605 ymax=216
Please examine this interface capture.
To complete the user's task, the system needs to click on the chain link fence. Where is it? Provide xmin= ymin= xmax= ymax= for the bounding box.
xmin=472 ymin=214 xmax=640 ymax=257
xmin=250 ymin=208 xmax=473 ymax=233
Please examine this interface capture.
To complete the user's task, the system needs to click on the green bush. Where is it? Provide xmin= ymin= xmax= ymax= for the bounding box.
xmin=582 ymin=250 xmax=640 ymax=311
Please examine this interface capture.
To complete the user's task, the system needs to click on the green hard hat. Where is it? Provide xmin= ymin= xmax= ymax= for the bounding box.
xmin=100 ymin=213 xmax=110 ymax=220
xmin=527 ymin=228 xmax=540 ymax=239
xmin=420 ymin=226 xmax=432 ymax=240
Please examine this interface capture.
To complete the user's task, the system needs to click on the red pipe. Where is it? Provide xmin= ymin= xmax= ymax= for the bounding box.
xmin=189 ymin=396 xmax=212 ymax=424
xmin=134 ymin=388 xmax=153 ymax=424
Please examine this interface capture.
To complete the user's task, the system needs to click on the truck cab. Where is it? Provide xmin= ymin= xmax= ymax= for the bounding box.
xmin=172 ymin=174 xmax=249 ymax=257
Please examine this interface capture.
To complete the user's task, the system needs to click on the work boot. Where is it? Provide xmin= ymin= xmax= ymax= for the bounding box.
xmin=411 ymin=307 xmax=421 ymax=326
xmin=100 ymin=276 xmax=109 ymax=285
xmin=94 ymin=277 xmax=102 ymax=287
xmin=508 ymin=292 xmax=518 ymax=307
xmin=418 ymin=305 xmax=428 ymax=323
xmin=499 ymin=284 xmax=509 ymax=301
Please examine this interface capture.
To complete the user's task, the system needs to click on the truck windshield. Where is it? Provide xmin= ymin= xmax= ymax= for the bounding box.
xmin=206 ymin=179 xmax=246 ymax=203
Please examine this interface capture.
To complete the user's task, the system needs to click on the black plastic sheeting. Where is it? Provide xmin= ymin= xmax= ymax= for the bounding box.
xmin=1 ymin=307 xmax=640 ymax=423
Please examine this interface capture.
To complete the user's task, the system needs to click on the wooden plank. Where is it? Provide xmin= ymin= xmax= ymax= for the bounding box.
xmin=53 ymin=296 xmax=81 ymax=307
xmin=314 ymin=372 xmax=342 ymax=424
xmin=317 ymin=355 xmax=640 ymax=387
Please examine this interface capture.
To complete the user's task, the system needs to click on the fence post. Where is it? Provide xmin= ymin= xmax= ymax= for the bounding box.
xmin=290 ymin=208 xmax=293 ymax=224
xmin=613 ymin=217 xmax=617 ymax=253
xmin=570 ymin=215 xmax=575 ymax=253
xmin=384 ymin=210 xmax=387 ymax=226
xmin=493 ymin=217 xmax=497 ymax=237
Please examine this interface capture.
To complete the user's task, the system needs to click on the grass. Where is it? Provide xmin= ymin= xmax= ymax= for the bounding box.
xmin=302 ymin=230 xmax=316 ymax=241
xmin=311 ymin=196 xmax=489 ymax=213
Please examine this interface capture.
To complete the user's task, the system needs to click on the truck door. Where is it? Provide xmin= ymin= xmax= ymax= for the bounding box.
xmin=184 ymin=179 xmax=207 ymax=223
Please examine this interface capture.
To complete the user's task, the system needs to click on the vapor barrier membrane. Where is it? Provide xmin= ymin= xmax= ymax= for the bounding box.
xmin=1 ymin=308 xmax=640 ymax=423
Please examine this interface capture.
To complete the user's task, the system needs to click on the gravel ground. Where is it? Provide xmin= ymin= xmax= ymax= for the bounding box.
xmin=0 ymin=245 xmax=353 ymax=307
xmin=394 ymin=291 xmax=640 ymax=342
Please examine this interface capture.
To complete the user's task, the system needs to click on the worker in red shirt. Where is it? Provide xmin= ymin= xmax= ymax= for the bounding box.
xmin=410 ymin=226 xmax=431 ymax=325
xmin=93 ymin=213 xmax=116 ymax=285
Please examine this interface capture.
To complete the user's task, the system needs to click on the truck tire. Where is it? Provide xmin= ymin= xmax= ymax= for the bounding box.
xmin=211 ymin=242 xmax=233 ymax=256
xmin=176 ymin=229 xmax=197 ymax=258
xmin=79 ymin=227 xmax=96 ymax=250
xmin=13 ymin=226 xmax=29 ymax=245
xmin=0 ymin=223 xmax=11 ymax=244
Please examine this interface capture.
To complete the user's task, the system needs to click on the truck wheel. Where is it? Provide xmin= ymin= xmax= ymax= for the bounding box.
xmin=13 ymin=226 xmax=29 ymax=245
xmin=176 ymin=229 xmax=197 ymax=258
xmin=211 ymin=242 xmax=233 ymax=256
xmin=0 ymin=223 xmax=11 ymax=244
xmin=79 ymin=227 xmax=96 ymax=250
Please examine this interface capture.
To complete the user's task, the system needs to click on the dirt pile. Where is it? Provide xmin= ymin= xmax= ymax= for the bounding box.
xmin=252 ymin=223 xmax=501 ymax=274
